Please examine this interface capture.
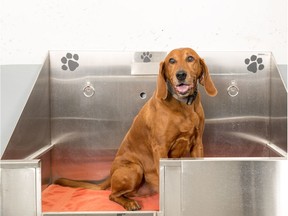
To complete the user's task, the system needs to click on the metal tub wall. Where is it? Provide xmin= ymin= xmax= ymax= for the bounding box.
xmin=1 ymin=57 xmax=51 ymax=160
xmin=49 ymin=51 xmax=162 ymax=181
xmin=1 ymin=59 xmax=51 ymax=216
xmin=1 ymin=160 xmax=42 ymax=216
xmin=270 ymin=55 xmax=287 ymax=154
xmin=200 ymin=52 xmax=287 ymax=157
xmin=160 ymin=159 xmax=288 ymax=216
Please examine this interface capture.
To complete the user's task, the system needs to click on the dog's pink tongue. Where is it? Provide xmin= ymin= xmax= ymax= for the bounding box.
xmin=176 ymin=85 xmax=189 ymax=94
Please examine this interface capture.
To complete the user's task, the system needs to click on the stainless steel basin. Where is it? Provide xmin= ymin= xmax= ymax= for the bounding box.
xmin=1 ymin=51 xmax=287 ymax=216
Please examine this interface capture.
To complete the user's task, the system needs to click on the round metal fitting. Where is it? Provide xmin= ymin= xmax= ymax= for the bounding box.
xmin=227 ymin=80 xmax=239 ymax=97
xmin=83 ymin=82 xmax=95 ymax=98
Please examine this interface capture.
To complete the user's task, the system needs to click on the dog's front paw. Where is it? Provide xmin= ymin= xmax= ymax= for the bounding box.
xmin=124 ymin=200 xmax=141 ymax=211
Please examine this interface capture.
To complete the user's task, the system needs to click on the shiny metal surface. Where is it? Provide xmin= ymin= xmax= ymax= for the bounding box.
xmin=160 ymin=159 xmax=288 ymax=216
xmin=27 ymin=145 xmax=54 ymax=191
xmin=0 ymin=160 xmax=42 ymax=216
xmin=50 ymin=73 xmax=156 ymax=180
xmin=159 ymin=162 xmax=181 ymax=216
xmin=1 ymin=57 xmax=51 ymax=159
xmin=270 ymin=55 xmax=287 ymax=153
xmin=131 ymin=51 xmax=167 ymax=75
xmin=199 ymin=52 xmax=279 ymax=157
xmin=49 ymin=51 xmax=157 ymax=180
xmin=1 ymin=64 xmax=43 ymax=156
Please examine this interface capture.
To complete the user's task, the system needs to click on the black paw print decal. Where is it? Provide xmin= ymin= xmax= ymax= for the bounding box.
xmin=141 ymin=52 xmax=152 ymax=62
xmin=61 ymin=53 xmax=79 ymax=71
xmin=244 ymin=55 xmax=264 ymax=73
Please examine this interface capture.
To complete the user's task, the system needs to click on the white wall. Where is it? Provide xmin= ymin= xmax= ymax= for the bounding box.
xmin=0 ymin=0 xmax=287 ymax=155
xmin=0 ymin=0 xmax=287 ymax=65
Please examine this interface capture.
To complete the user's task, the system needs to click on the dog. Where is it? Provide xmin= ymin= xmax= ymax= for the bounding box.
xmin=55 ymin=48 xmax=217 ymax=211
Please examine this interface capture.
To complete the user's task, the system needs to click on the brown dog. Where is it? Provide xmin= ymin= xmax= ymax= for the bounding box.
xmin=55 ymin=48 xmax=217 ymax=211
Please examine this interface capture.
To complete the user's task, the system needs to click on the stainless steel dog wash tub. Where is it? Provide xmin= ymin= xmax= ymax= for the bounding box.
xmin=1 ymin=51 xmax=287 ymax=216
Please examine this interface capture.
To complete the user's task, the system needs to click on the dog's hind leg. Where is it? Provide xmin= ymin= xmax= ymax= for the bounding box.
xmin=109 ymin=164 xmax=143 ymax=211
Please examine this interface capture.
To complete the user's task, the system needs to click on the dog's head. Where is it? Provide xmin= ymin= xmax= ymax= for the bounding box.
xmin=156 ymin=48 xmax=217 ymax=100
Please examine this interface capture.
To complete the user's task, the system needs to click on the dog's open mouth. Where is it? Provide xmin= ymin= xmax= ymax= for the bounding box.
xmin=175 ymin=83 xmax=194 ymax=95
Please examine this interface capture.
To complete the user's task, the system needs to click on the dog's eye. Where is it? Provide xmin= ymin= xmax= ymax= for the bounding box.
xmin=187 ymin=56 xmax=194 ymax=62
xmin=169 ymin=58 xmax=176 ymax=64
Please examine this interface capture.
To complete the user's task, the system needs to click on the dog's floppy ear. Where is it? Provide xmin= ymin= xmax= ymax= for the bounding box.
xmin=156 ymin=61 xmax=168 ymax=100
xmin=199 ymin=59 xmax=218 ymax=97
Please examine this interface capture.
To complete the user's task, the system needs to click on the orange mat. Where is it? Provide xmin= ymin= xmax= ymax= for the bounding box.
xmin=42 ymin=184 xmax=159 ymax=212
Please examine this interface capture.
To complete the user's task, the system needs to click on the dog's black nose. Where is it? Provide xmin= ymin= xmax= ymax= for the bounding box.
xmin=176 ymin=71 xmax=187 ymax=81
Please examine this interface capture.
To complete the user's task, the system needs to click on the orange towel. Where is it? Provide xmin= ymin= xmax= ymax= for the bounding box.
xmin=42 ymin=184 xmax=159 ymax=212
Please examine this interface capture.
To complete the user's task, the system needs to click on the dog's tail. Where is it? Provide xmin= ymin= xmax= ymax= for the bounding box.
xmin=54 ymin=177 xmax=111 ymax=190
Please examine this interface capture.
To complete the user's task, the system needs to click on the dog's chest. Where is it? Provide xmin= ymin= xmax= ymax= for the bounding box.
xmin=166 ymin=112 xmax=200 ymax=157
xmin=168 ymin=132 xmax=195 ymax=158
xmin=176 ymin=110 xmax=199 ymax=134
